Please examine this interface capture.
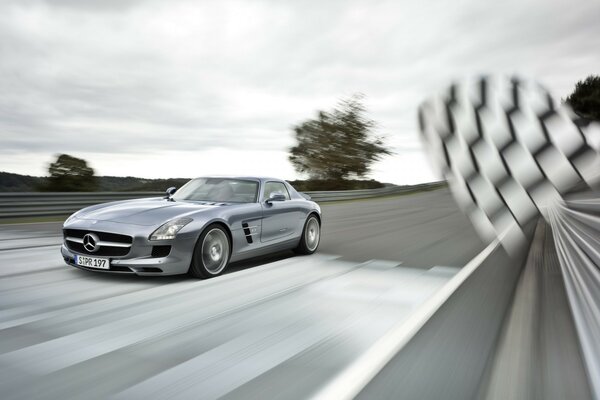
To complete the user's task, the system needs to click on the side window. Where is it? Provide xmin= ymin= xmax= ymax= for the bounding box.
xmin=263 ymin=182 xmax=290 ymax=200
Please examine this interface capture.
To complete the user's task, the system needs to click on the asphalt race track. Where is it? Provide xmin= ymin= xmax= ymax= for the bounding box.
xmin=0 ymin=188 xmax=486 ymax=399
xmin=319 ymin=188 xmax=485 ymax=267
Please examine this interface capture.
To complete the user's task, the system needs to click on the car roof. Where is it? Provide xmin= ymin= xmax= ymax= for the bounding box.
xmin=193 ymin=176 xmax=288 ymax=183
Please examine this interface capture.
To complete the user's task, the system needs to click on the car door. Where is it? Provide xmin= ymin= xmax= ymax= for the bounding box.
xmin=260 ymin=181 xmax=298 ymax=243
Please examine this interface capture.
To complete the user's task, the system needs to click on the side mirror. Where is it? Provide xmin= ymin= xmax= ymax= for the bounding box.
xmin=165 ymin=187 xmax=177 ymax=198
xmin=266 ymin=192 xmax=286 ymax=203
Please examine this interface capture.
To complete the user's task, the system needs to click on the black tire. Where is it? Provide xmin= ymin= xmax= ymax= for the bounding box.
xmin=294 ymin=214 xmax=321 ymax=255
xmin=189 ymin=224 xmax=231 ymax=279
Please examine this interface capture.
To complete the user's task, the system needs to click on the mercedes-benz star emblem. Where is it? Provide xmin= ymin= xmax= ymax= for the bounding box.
xmin=83 ymin=233 xmax=100 ymax=253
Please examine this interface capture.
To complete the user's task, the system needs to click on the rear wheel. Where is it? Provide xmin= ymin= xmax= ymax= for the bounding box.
xmin=294 ymin=215 xmax=320 ymax=255
xmin=189 ymin=224 xmax=230 ymax=279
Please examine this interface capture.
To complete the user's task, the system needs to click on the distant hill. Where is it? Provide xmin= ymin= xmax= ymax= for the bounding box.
xmin=0 ymin=172 xmax=190 ymax=192
xmin=287 ymin=179 xmax=385 ymax=191
xmin=0 ymin=171 xmax=388 ymax=192
xmin=94 ymin=176 xmax=191 ymax=192
xmin=0 ymin=172 xmax=46 ymax=192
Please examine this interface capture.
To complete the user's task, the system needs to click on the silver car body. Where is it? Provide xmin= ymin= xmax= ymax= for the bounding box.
xmin=61 ymin=177 xmax=321 ymax=276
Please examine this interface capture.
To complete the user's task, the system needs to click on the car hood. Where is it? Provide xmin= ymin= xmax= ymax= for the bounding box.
xmin=77 ymin=198 xmax=224 ymax=226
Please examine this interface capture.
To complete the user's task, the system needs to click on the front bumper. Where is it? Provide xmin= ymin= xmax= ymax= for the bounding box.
xmin=61 ymin=244 xmax=193 ymax=276
xmin=61 ymin=220 xmax=197 ymax=276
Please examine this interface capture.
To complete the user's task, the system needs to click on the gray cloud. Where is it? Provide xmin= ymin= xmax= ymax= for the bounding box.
xmin=0 ymin=0 xmax=599 ymax=181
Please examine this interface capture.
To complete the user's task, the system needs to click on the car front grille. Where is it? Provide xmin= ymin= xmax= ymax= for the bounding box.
xmin=63 ymin=229 xmax=133 ymax=257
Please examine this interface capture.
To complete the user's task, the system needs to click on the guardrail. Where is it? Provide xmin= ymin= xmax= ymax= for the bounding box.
xmin=548 ymin=191 xmax=600 ymax=398
xmin=0 ymin=182 xmax=445 ymax=220
xmin=304 ymin=182 xmax=444 ymax=202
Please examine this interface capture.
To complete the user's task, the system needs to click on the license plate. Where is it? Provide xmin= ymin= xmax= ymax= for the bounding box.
xmin=75 ymin=255 xmax=110 ymax=270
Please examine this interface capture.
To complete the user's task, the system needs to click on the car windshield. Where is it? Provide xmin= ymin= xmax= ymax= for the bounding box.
xmin=172 ymin=178 xmax=259 ymax=203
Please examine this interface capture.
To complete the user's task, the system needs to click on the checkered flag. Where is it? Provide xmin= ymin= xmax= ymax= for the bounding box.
xmin=418 ymin=76 xmax=600 ymax=250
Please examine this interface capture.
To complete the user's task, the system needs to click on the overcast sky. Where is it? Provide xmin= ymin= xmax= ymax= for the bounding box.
xmin=0 ymin=0 xmax=598 ymax=184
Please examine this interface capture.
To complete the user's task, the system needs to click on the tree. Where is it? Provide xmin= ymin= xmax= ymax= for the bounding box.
xmin=45 ymin=154 xmax=97 ymax=192
xmin=289 ymin=95 xmax=391 ymax=181
xmin=565 ymin=75 xmax=600 ymax=121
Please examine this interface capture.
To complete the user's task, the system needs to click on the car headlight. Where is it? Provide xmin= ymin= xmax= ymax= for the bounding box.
xmin=150 ymin=218 xmax=193 ymax=240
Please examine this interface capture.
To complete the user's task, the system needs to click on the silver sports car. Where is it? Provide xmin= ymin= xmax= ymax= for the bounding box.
xmin=61 ymin=177 xmax=322 ymax=278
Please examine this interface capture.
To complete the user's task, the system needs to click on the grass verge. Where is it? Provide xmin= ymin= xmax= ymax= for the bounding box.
xmin=0 ymin=215 xmax=68 ymax=225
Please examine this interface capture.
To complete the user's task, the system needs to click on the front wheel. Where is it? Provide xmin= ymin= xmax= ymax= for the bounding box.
xmin=189 ymin=224 xmax=231 ymax=279
xmin=294 ymin=215 xmax=321 ymax=255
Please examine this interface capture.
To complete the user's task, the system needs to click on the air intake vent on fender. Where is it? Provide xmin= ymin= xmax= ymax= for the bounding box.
xmin=242 ymin=222 xmax=253 ymax=244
